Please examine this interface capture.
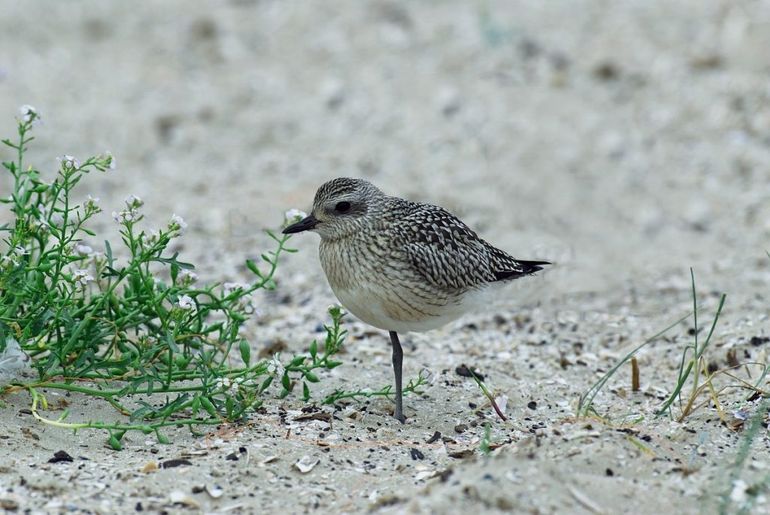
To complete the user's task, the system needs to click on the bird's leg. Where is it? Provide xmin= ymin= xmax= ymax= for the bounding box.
xmin=389 ymin=331 xmax=406 ymax=423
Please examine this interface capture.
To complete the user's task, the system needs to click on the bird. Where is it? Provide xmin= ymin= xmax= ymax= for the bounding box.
xmin=283 ymin=178 xmax=549 ymax=423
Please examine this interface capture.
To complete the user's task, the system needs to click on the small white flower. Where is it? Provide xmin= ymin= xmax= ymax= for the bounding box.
xmin=125 ymin=194 xmax=143 ymax=209
xmin=74 ymin=244 xmax=94 ymax=257
xmin=19 ymin=105 xmax=38 ymax=123
xmin=104 ymin=151 xmax=116 ymax=170
xmin=73 ymin=269 xmax=94 ymax=286
xmin=238 ymin=294 xmax=257 ymax=314
xmin=177 ymin=294 xmax=195 ymax=310
xmin=169 ymin=214 xmax=187 ymax=234
xmin=57 ymin=155 xmax=79 ymax=169
xmin=0 ymin=255 xmax=17 ymax=270
xmin=284 ymin=208 xmax=307 ymax=224
xmin=84 ymin=195 xmax=100 ymax=212
xmin=215 ymin=377 xmax=232 ymax=390
xmin=112 ymin=209 xmax=138 ymax=224
xmin=223 ymin=282 xmax=247 ymax=295
xmin=178 ymin=269 xmax=198 ymax=285
xmin=12 ymin=245 xmax=29 ymax=257
xmin=266 ymin=354 xmax=285 ymax=377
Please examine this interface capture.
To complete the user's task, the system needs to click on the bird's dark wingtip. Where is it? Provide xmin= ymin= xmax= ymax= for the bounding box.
xmin=493 ymin=260 xmax=551 ymax=281
xmin=519 ymin=259 xmax=551 ymax=273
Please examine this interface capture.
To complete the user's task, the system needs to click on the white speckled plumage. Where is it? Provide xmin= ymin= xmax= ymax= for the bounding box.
xmin=283 ymin=177 xmax=549 ymax=422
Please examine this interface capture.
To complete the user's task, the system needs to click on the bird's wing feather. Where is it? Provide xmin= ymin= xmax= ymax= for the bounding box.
xmin=394 ymin=202 xmax=546 ymax=290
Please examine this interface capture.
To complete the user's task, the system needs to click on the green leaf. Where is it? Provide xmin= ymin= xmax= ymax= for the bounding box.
xmin=309 ymin=340 xmax=317 ymax=359
xmin=104 ymin=240 xmax=114 ymax=268
xmin=164 ymin=330 xmax=179 ymax=353
xmin=304 ymin=372 xmax=319 ymax=383
xmin=200 ymin=396 xmax=218 ymax=417
xmin=156 ymin=431 xmax=170 ymax=444
xmin=191 ymin=397 xmax=201 ymax=414
xmin=239 ymin=340 xmax=251 ymax=365
xmin=154 ymin=252 xmax=194 ymax=269
xmin=108 ymin=435 xmax=122 ymax=451
xmin=108 ymin=430 xmax=126 ymax=451
xmin=258 ymin=376 xmax=273 ymax=393
xmin=302 ymin=381 xmax=310 ymax=401
xmin=281 ymin=373 xmax=291 ymax=391
xmin=245 ymin=259 xmax=262 ymax=277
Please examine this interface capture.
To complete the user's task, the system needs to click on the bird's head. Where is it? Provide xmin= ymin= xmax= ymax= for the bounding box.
xmin=283 ymin=177 xmax=386 ymax=240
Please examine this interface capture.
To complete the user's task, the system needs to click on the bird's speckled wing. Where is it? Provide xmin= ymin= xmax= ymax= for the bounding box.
xmin=389 ymin=201 xmax=546 ymax=291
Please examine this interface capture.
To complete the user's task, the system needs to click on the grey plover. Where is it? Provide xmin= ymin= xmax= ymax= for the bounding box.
xmin=283 ymin=178 xmax=549 ymax=422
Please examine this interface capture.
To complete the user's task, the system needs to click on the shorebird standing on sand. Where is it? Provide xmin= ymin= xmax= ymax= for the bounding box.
xmin=283 ymin=178 xmax=549 ymax=423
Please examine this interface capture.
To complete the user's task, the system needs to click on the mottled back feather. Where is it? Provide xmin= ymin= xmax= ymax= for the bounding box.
xmin=385 ymin=199 xmax=548 ymax=291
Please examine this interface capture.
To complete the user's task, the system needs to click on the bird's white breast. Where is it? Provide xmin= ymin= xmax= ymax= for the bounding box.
xmin=319 ymin=235 xmax=489 ymax=333
xmin=330 ymin=283 xmax=468 ymax=333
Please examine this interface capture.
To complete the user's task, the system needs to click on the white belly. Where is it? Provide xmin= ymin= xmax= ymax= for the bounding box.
xmin=331 ymin=283 xmax=479 ymax=334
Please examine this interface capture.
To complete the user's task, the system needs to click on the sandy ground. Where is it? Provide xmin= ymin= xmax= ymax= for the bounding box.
xmin=1 ymin=0 xmax=770 ymax=513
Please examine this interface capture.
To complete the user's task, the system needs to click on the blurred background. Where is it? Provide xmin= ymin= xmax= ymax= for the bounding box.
xmin=1 ymin=0 xmax=769 ymax=312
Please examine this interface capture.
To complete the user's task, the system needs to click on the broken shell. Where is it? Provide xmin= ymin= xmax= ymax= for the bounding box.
xmin=141 ymin=461 xmax=158 ymax=474
xmin=169 ymin=490 xmax=200 ymax=508
xmin=260 ymin=455 xmax=279 ymax=466
xmin=205 ymin=485 xmax=224 ymax=499
xmin=294 ymin=455 xmax=319 ymax=474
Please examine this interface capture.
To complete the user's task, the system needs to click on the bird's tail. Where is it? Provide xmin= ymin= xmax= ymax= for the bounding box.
xmin=493 ymin=259 xmax=550 ymax=281
xmin=517 ymin=260 xmax=551 ymax=274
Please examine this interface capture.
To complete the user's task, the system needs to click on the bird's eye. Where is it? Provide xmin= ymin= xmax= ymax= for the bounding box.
xmin=335 ymin=201 xmax=351 ymax=213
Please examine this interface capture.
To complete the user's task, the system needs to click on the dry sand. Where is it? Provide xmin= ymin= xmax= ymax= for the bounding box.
xmin=1 ymin=1 xmax=769 ymax=513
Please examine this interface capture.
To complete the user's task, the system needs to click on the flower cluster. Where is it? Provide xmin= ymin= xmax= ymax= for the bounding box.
xmin=266 ymin=354 xmax=285 ymax=377
xmin=168 ymin=214 xmax=187 ymax=235
xmin=19 ymin=105 xmax=39 ymax=124
xmin=125 ymin=195 xmax=143 ymax=210
xmin=0 ymin=255 xmax=16 ymax=271
xmin=84 ymin=195 xmax=101 ymax=215
xmin=215 ymin=376 xmax=245 ymax=397
xmin=112 ymin=194 xmax=144 ymax=225
xmin=284 ymin=208 xmax=307 ymax=226
xmin=72 ymin=269 xmax=94 ymax=288
xmin=177 ymin=269 xmax=198 ymax=286
xmin=176 ymin=294 xmax=195 ymax=311
xmin=73 ymin=244 xmax=94 ymax=257
xmin=57 ymin=155 xmax=80 ymax=170
xmin=1 ymin=246 xmax=29 ymax=270
xmin=102 ymin=151 xmax=116 ymax=171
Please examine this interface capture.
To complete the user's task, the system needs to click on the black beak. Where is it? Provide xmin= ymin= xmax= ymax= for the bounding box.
xmin=282 ymin=214 xmax=318 ymax=234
